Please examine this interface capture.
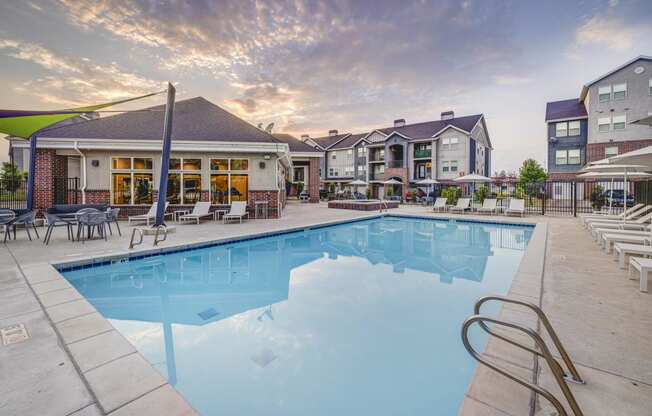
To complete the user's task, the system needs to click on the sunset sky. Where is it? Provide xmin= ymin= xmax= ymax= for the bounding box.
xmin=1 ymin=0 xmax=651 ymax=172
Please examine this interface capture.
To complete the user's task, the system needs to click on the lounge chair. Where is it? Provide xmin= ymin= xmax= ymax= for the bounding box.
xmin=477 ymin=198 xmax=498 ymax=215
xmin=432 ymin=197 xmax=448 ymax=212
xmin=505 ymin=199 xmax=525 ymax=217
xmin=579 ymin=203 xmax=643 ymax=219
xmin=601 ymin=232 xmax=650 ymax=253
xmin=589 ymin=212 xmax=652 ymax=240
xmin=614 ymin=242 xmax=652 ymax=269
xmin=223 ymin=201 xmax=249 ymax=224
xmin=179 ymin=202 xmax=213 ymax=224
xmin=582 ymin=205 xmax=651 ymax=227
xmin=449 ymin=198 xmax=471 ymax=214
xmin=592 ymin=225 xmax=652 ymax=243
xmin=628 ymin=257 xmax=652 ymax=292
xmin=128 ymin=202 xmax=170 ymax=226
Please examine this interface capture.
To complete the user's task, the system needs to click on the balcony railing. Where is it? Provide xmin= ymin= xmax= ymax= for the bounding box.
xmin=369 ymin=172 xmax=385 ymax=181
xmin=386 ymin=160 xmax=404 ymax=168
xmin=369 ymin=153 xmax=385 ymax=162
xmin=414 ymin=149 xmax=432 ymax=158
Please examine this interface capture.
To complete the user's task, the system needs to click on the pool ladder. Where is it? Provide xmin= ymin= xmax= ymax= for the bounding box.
xmin=461 ymin=295 xmax=585 ymax=416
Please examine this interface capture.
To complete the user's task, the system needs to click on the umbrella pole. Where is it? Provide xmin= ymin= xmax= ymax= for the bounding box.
xmin=623 ymin=169 xmax=628 ymax=222
xmin=609 ymin=178 xmax=613 ymax=214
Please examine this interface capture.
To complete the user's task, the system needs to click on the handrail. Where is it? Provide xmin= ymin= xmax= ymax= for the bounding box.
xmin=462 ymin=315 xmax=584 ymax=416
xmin=474 ymin=295 xmax=584 ymax=384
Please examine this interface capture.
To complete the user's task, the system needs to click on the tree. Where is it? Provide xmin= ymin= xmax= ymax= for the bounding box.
xmin=0 ymin=162 xmax=25 ymax=192
xmin=518 ymin=159 xmax=547 ymax=184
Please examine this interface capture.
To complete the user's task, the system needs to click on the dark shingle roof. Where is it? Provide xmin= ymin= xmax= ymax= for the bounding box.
xmin=310 ymin=133 xmax=351 ymax=149
xmin=377 ymin=115 xmax=482 ymax=140
xmin=272 ymin=133 xmax=322 ymax=153
xmin=37 ymin=97 xmax=281 ymax=143
xmin=545 ymin=99 xmax=587 ymax=122
xmin=328 ymin=133 xmax=367 ymax=150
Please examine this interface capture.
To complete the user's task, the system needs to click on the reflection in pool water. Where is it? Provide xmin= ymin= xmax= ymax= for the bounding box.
xmin=63 ymin=217 xmax=532 ymax=416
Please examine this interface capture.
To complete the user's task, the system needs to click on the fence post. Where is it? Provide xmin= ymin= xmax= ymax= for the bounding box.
xmin=541 ymin=183 xmax=545 ymax=216
xmin=572 ymin=181 xmax=577 ymax=217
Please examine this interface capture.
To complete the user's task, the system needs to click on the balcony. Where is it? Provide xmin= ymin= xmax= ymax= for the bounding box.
xmin=414 ymin=149 xmax=431 ymax=159
xmin=369 ymin=171 xmax=385 ymax=181
xmin=386 ymin=160 xmax=404 ymax=169
xmin=369 ymin=152 xmax=385 ymax=162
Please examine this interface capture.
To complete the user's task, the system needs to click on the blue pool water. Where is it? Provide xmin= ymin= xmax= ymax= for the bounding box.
xmin=62 ymin=217 xmax=533 ymax=415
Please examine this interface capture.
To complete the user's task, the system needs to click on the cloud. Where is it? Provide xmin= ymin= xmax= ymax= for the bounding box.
xmin=574 ymin=16 xmax=634 ymax=51
xmin=493 ymin=75 xmax=533 ymax=86
xmin=55 ymin=0 xmax=522 ymax=134
xmin=0 ymin=38 xmax=163 ymax=105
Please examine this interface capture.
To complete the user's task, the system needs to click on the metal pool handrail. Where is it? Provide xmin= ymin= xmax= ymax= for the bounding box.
xmin=473 ymin=295 xmax=584 ymax=384
xmin=462 ymin=315 xmax=584 ymax=416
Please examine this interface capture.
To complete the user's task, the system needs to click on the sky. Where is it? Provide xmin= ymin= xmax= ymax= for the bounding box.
xmin=0 ymin=0 xmax=651 ymax=173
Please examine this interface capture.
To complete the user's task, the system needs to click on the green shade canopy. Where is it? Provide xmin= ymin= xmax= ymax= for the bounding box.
xmin=0 ymin=91 xmax=163 ymax=139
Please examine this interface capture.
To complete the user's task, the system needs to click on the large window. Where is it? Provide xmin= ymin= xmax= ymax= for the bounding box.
xmin=555 ymin=122 xmax=568 ymax=137
xmin=598 ymin=85 xmax=611 ymax=103
xmin=442 ymin=160 xmax=458 ymax=172
xmin=598 ymin=117 xmax=611 ymax=133
xmin=555 ymin=149 xmax=581 ymax=165
xmin=605 ymin=146 xmax=619 ymax=158
xmin=555 ymin=150 xmax=568 ymax=165
xmin=111 ymin=157 xmax=153 ymax=205
xmin=167 ymin=158 xmax=202 ymax=204
xmin=442 ymin=137 xmax=459 ymax=150
xmin=209 ymin=158 xmax=249 ymax=204
xmin=568 ymin=149 xmax=581 ymax=165
xmin=613 ymin=83 xmax=627 ymax=100
xmin=568 ymin=121 xmax=581 ymax=136
xmin=556 ymin=121 xmax=581 ymax=137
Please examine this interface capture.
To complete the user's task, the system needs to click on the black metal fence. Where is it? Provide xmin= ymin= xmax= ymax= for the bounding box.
xmin=53 ymin=177 xmax=80 ymax=205
xmin=0 ymin=178 xmax=27 ymax=210
xmin=420 ymin=179 xmax=641 ymax=216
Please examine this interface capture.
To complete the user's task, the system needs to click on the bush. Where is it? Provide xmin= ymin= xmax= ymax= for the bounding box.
xmin=590 ymin=185 xmax=605 ymax=210
xmin=441 ymin=186 xmax=461 ymax=205
xmin=474 ymin=185 xmax=488 ymax=204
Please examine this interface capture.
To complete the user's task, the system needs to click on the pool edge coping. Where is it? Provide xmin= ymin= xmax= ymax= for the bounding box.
xmin=20 ymin=214 xmax=543 ymax=416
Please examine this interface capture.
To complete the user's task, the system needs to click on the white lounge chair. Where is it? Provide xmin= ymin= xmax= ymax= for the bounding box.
xmin=449 ymin=198 xmax=471 ymax=213
xmin=477 ymin=198 xmax=498 ymax=215
xmin=589 ymin=212 xmax=652 ymax=240
xmin=614 ymin=242 xmax=652 ymax=269
xmin=432 ymin=197 xmax=448 ymax=212
xmin=128 ymin=202 xmax=170 ymax=226
xmin=223 ymin=201 xmax=249 ymax=224
xmin=582 ymin=205 xmax=651 ymax=227
xmin=592 ymin=225 xmax=652 ymax=243
xmin=628 ymin=257 xmax=652 ymax=292
xmin=601 ymin=232 xmax=651 ymax=253
xmin=179 ymin=202 xmax=213 ymax=224
xmin=505 ymin=199 xmax=525 ymax=217
xmin=579 ymin=203 xmax=643 ymax=220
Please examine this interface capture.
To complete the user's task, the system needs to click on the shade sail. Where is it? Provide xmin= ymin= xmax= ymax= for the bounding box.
xmin=609 ymin=146 xmax=652 ymax=167
xmin=0 ymin=91 xmax=163 ymax=139
xmin=581 ymin=163 xmax=648 ymax=172
xmin=578 ymin=171 xmax=652 ymax=179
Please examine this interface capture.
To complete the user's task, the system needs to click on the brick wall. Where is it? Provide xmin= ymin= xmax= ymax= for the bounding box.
xmin=248 ymin=190 xmax=279 ymax=218
xmin=33 ymin=149 xmax=56 ymax=211
xmin=384 ymin=167 xmax=409 ymax=199
xmin=547 ymin=172 xmax=581 ymax=180
xmin=587 ymin=139 xmax=652 ymax=163
xmin=308 ymin=157 xmax=320 ymax=203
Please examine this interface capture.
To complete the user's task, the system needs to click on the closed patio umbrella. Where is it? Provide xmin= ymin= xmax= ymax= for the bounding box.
xmin=578 ymin=171 xmax=652 ymax=214
xmin=383 ymin=178 xmax=403 ymax=201
xmin=347 ymin=179 xmax=368 ymax=199
xmin=453 ymin=174 xmax=491 ymax=198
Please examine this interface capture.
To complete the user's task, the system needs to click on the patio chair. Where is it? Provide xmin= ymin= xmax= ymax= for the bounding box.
xmin=614 ymin=242 xmax=652 ymax=269
xmin=223 ymin=201 xmax=249 ymax=224
xmin=105 ymin=207 xmax=122 ymax=236
xmin=299 ymin=191 xmax=310 ymax=202
xmin=589 ymin=211 xmax=652 ymax=235
xmin=628 ymin=257 xmax=652 ymax=292
xmin=76 ymin=211 xmax=109 ymax=243
xmin=179 ymin=202 xmax=213 ymax=224
xmin=0 ymin=209 xmax=15 ymax=236
xmin=3 ymin=210 xmax=39 ymax=243
xmin=579 ymin=203 xmax=643 ymax=219
xmin=582 ymin=205 xmax=651 ymax=227
xmin=505 ymin=199 xmax=525 ymax=217
xmin=432 ymin=197 xmax=448 ymax=212
xmin=128 ymin=202 xmax=170 ymax=226
xmin=477 ymin=198 xmax=498 ymax=215
xmin=43 ymin=212 xmax=76 ymax=245
xmin=449 ymin=198 xmax=471 ymax=213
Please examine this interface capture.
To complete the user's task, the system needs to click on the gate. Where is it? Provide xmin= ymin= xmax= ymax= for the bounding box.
xmin=53 ymin=177 xmax=80 ymax=205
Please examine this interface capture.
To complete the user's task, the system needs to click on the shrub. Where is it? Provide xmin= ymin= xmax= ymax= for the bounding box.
xmin=590 ymin=185 xmax=605 ymax=210
xmin=474 ymin=185 xmax=488 ymax=204
xmin=441 ymin=186 xmax=461 ymax=205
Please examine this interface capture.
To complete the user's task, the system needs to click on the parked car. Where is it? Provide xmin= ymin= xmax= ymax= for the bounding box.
xmin=601 ymin=189 xmax=635 ymax=207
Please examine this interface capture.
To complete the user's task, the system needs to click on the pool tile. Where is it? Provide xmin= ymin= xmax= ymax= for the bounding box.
xmin=46 ymin=299 xmax=97 ymax=324
xmin=84 ymin=353 xmax=167 ymax=413
xmin=31 ymin=278 xmax=72 ymax=295
xmin=68 ymin=330 xmax=136 ymax=373
xmin=37 ymin=287 xmax=83 ymax=307
xmin=56 ymin=312 xmax=113 ymax=344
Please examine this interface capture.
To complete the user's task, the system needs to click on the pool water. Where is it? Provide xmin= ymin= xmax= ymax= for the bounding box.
xmin=62 ymin=217 xmax=533 ymax=415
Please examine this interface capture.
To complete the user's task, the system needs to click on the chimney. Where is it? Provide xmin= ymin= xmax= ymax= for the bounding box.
xmin=300 ymin=134 xmax=310 ymax=141
xmin=441 ymin=111 xmax=454 ymax=120
xmin=328 ymin=129 xmax=338 ymax=137
xmin=393 ymin=118 xmax=406 ymax=127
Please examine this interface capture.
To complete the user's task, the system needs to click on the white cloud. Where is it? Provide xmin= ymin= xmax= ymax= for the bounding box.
xmin=573 ymin=16 xmax=633 ymax=51
xmin=493 ymin=75 xmax=533 ymax=86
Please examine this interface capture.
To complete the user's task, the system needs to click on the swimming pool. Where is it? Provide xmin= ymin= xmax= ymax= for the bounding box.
xmin=61 ymin=217 xmax=533 ymax=415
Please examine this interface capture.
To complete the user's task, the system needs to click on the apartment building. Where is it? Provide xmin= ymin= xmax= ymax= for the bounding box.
xmin=546 ymin=56 xmax=652 ymax=178
xmin=302 ymin=111 xmax=492 ymax=199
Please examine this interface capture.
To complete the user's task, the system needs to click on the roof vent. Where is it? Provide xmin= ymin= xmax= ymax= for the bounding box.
xmin=394 ymin=119 xmax=406 ymax=127
xmin=328 ymin=129 xmax=338 ymax=137
xmin=300 ymin=134 xmax=310 ymax=141
xmin=441 ymin=111 xmax=454 ymax=120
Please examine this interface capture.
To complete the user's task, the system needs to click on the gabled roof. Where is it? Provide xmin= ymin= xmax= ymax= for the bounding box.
xmin=309 ymin=133 xmax=351 ymax=149
xmin=272 ymin=133 xmax=322 ymax=154
xmin=377 ymin=114 xmax=483 ymax=140
xmin=37 ymin=96 xmax=281 ymax=144
xmin=545 ymin=98 xmax=587 ymax=122
xmin=328 ymin=133 xmax=368 ymax=150
xmin=580 ymin=55 xmax=652 ymax=100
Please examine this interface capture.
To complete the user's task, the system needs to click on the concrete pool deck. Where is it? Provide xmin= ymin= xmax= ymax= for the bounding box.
xmin=0 ymin=202 xmax=650 ymax=415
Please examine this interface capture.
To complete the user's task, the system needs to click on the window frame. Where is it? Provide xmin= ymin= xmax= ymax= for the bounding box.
xmin=605 ymin=146 xmax=619 ymax=158
xmin=598 ymin=117 xmax=611 ymax=133
xmin=567 ymin=120 xmax=581 ymax=136
xmin=612 ymin=114 xmax=626 ymax=130
xmin=555 ymin=122 xmax=568 ymax=137
xmin=612 ymin=83 xmax=627 ymax=101
xmin=598 ymin=85 xmax=611 ymax=103
xmin=110 ymin=156 xmax=154 ymax=205
xmin=209 ymin=157 xmax=250 ymax=204
xmin=555 ymin=150 xmax=568 ymax=165
xmin=567 ymin=149 xmax=581 ymax=165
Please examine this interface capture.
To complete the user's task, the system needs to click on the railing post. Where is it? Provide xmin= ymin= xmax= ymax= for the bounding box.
xmin=541 ymin=182 xmax=546 ymax=216
xmin=572 ymin=181 xmax=577 ymax=217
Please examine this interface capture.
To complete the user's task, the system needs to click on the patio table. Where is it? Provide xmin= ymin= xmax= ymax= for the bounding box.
xmin=213 ymin=209 xmax=229 ymax=221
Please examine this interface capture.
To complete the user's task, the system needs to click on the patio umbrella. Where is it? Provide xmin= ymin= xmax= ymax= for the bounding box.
xmin=581 ymin=164 xmax=649 ymax=216
xmin=383 ymin=178 xmax=403 ymax=201
xmin=453 ymin=173 xmax=492 ymax=197
xmin=347 ymin=179 xmax=367 ymax=198
xmin=578 ymin=171 xmax=652 ymax=214
xmin=416 ymin=178 xmax=439 ymax=201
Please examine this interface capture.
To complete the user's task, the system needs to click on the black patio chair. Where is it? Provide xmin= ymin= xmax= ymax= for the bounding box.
xmin=43 ymin=212 xmax=76 ymax=245
xmin=105 ymin=207 xmax=121 ymax=236
xmin=3 ymin=210 xmax=39 ymax=243
xmin=0 ymin=209 xmax=15 ymax=237
xmin=76 ymin=211 xmax=108 ymax=243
